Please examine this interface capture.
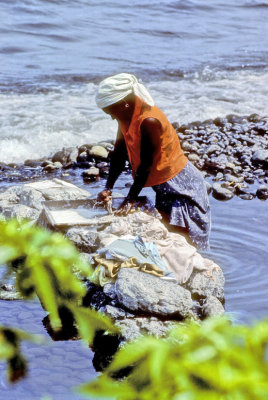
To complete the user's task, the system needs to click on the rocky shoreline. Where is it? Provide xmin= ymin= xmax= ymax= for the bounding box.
xmin=0 ymin=113 xmax=267 ymax=201
xmin=0 ymin=180 xmax=224 ymax=355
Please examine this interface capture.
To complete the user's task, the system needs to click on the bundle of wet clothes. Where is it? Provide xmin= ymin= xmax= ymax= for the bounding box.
xmin=89 ymin=211 xmax=209 ymax=287
xmin=91 ymin=235 xmax=176 ymax=286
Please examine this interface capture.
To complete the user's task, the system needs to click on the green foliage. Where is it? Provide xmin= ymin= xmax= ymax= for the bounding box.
xmin=80 ymin=317 xmax=268 ymax=400
xmin=0 ymin=219 xmax=118 ymax=337
xmin=0 ymin=326 xmax=43 ymax=383
xmin=0 ymin=218 xmax=119 ymax=384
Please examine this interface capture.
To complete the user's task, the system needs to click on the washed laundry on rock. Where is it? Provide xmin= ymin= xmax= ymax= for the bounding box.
xmin=99 ymin=212 xmax=209 ymax=284
xmin=91 ymin=235 xmax=176 ymax=286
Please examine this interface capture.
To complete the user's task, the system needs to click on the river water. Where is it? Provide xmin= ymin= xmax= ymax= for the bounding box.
xmin=0 ymin=0 xmax=268 ymax=399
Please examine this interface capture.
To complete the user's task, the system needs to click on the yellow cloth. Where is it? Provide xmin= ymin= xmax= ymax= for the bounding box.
xmin=91 ymin=254 xmax=164 ymax=287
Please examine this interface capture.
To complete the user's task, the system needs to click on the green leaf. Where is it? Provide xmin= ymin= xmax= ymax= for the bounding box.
xmin=70 ymin=305 xmax=120 ymax=343
xmin=79 ymin=376 xmax=135 ymax=399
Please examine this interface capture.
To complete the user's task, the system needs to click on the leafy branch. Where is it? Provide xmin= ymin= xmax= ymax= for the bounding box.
xmin=0 ymin=326 xmax=44 ymax=383
xmin=0 ymin=219 xmax=119 ymax=382
xmin=81 ymin=317 xmax=268 ymax=400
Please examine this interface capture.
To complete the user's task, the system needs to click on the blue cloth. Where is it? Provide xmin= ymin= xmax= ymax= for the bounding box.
xmin=98 ymin=235 xmax=175 ymax=278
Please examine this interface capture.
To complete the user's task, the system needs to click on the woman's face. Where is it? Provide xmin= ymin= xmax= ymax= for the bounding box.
xmin=102 ymin=103 xmax=122 ymax=120
xmin=102 ymin=97 xmax=134 ymax=122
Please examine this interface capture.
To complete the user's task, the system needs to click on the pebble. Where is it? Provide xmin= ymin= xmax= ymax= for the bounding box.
xmin=187 ymin=153 xmax=200 ymax=162
xmin=256 ymin=185 xmax=268 ymax=200
xmin=239 ymin=193 xmax=254 ymax=200
xmin=212 ymin=183 xmax=234 ymax=201
xmin=82 ymin=167 xmax=100 ymax=179
xmin=173 ymin=115 xmax=267 ymax=201
xmin=89 ymin=145 xmax=109 ymax=159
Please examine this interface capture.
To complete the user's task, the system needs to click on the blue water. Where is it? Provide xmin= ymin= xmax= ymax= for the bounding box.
xmin=0 ymin=1 xmax=268 ymax=399
xmin=0 ymin=0 xmax=268 ymax=163
xmin=0 ymin=0 xmax=267 ymax=85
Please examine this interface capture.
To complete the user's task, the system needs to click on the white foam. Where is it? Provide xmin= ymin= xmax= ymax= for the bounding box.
xmin=0 ymin=68 xmax=267 ymax=163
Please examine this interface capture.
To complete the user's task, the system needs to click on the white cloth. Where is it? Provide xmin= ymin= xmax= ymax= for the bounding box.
xmin=102 ymin=212 xmax=209 ymax=284
xmin=95 ymin=73 xmax=155 ymax=109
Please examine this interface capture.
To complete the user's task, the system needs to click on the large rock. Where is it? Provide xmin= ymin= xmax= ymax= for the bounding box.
xmin=0 ymin=186 xmax=44 ymax=210
xmin=115 ymin=268 xmax=193 ymax=318
xmin=0 ymin=179 xmax=91 ymax=222
xmin=0 ymin=203 xmax=40 ymax=221
xmin=185 ymin=263 xmax=225 ymax=301
xmin=256 ymin=184 xmax=268 ymax=200
xmin=24 ymin=179 xmax=91 ymax=201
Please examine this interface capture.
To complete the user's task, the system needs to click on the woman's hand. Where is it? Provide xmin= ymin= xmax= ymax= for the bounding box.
xmin=97 ymin=189 xmax=112 ymax=203
xmin=114 ymin=198 xmax=135 ymax=216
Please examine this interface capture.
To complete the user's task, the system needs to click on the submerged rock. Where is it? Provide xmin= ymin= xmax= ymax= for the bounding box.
xmin=82 ymin=167 xmax=100 ymax=180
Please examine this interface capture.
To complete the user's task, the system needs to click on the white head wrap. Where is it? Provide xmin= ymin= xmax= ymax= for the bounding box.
xmin=95 ymin=73 xmax=154 ymax=109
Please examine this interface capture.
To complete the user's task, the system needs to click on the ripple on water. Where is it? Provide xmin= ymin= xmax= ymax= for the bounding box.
xmin=205 ymin=196 xmax=268 ymax=323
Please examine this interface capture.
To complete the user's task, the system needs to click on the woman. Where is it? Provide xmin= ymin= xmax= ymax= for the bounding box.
xmin=96 ymin=73 xmax=211 ymax=250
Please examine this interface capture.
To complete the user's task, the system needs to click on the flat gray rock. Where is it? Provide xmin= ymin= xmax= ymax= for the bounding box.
xmin=115 ymin=268 xmax=193 ymax=318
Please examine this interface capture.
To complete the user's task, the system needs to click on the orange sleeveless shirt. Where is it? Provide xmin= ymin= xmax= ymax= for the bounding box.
xmin=119 ymin=96 xmax=187 ymax=187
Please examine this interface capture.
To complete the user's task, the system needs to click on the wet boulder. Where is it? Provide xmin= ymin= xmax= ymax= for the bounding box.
xmin=77 ymin=151 xmax=89 ymax=163
xmin=212 ymin=183 xmax=234 ymax=201
xmin=43 ymin=162 xmax=62 ymax=172
xmin=256 ymin=184 xmax=268 ymax=200
xmin=251 ymin=149 xmax=268 ymax=167
xmin=89 ymin=145 xmax=109 ymax=159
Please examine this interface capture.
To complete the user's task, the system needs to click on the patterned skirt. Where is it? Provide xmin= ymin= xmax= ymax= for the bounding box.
xmin=152 ymin=161 xmax=211 ymax=251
